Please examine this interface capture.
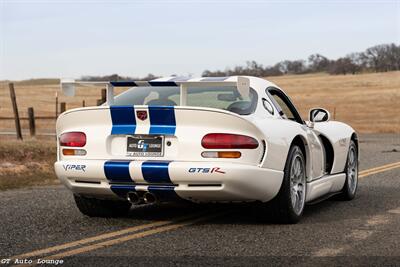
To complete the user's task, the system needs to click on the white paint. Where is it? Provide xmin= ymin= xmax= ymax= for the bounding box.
xmin=306 ymin=173 xmax=346 ymax=202
xmin=134 ymin=106 xmax=150 ymax=134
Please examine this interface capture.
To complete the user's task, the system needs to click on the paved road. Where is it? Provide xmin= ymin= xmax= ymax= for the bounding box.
xmin=1 ymin=134 xmax=399 ymax=266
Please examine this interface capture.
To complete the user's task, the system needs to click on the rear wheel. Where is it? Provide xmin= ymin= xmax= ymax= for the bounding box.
xmin=74 ymin=195 xmax=131 ymax=217
xmin=266 ymin=145 xmax=306 ymax=224
xmin=338 ymin=140 xmax=358 ymax=200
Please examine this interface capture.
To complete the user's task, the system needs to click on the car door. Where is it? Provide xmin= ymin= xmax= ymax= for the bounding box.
xmin=267 ymin=87 xmax=325 ymax=180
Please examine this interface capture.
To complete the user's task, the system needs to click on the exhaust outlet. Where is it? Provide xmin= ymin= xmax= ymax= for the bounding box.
xmin=127 ymin=192 xmax=141 ymax=204
xmin=143 ymin=192 xmax=157 ymax=204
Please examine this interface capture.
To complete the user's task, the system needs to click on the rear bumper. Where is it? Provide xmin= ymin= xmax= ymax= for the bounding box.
xmin=54 ymin=160 xmax=283 ymax=203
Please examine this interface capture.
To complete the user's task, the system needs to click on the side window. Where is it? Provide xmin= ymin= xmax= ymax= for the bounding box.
xmin=262 ymin=98 xmax=274 ymax=115
xmin=271 ymin=94 xmax=296 ymax=120
xmin=267 ymin=88 xmax=304 ymax=124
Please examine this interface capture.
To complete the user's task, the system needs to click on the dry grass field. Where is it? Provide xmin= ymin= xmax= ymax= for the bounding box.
xmin=0 ymin=79 xmax=121 ymax=132
xmin=0 ymin=140 xmax=58 ymax=190
xmin=268 ymin=71 xmax=400 ymax=133
xmin=0 ymin=71 xmax=399 ymax=134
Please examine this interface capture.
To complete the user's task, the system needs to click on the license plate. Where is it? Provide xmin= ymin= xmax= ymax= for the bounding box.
xmin=127 ymin=135 xmax=164 ymax=157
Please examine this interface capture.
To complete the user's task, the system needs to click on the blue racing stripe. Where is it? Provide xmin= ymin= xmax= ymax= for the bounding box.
xmin=148 ymin=81 xmax=178 ymax=87
xmin=110 ymin=106 xmax=136 ymax=135
xmin=148 ymin=185 xmax=179 ymax=201
xmin=104 ymin=161 xmax=133 ymax=183
xmin=110 ymin=81 xmax=138 ymax=87
xmin=141 ymin=161 xmax=172 ymax=184
xmin=148 ymin=106 xmax=176 ymax=135
xmin=110 ymin=185 xmax=135 ymax=198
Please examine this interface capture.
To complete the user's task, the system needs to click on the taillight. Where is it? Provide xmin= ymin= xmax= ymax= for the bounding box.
xmin=60 ymin=132 xmax=86 ymax=147
xmin=201 ymin=133 xmax=259 ymax=149
xmin=62 ymin=149 xmax=87 ymax=156
xmin=201 ymin=151 xmax=241 ymax=158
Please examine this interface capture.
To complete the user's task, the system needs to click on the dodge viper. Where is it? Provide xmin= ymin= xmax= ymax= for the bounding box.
xmin=55 ymin=76 xmax=358 ymax=223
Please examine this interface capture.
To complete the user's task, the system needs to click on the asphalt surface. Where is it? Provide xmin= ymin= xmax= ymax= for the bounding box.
xmin=1 ymin=133 xmax=399 ymax=266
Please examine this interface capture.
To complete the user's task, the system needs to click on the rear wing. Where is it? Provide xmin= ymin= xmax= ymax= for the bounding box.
xmin=60 ymin=77 xmax=250 ymax=106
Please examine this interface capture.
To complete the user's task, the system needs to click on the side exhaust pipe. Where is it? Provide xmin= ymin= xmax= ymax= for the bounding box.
xmin=127 ymin=192 xmax=141 ymax=205
xmin=143 ymin=192 xmax=157 ymax=204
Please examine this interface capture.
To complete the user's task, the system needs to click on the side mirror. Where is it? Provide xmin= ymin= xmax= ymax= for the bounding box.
xmin=309 ymin=108 xmax=330 ymax=123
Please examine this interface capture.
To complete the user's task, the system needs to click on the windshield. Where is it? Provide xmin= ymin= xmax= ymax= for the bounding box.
xmin=113 ymin=86 xmax=258 ymax=115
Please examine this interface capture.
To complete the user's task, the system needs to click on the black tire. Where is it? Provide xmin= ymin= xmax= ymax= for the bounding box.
xmin=338 ymin=140 xmax=358 ymax=200
xmin=74 ymin=194 xmax=131 ymax=217
xmin=266 ymin=145 xmax=307 ymax=224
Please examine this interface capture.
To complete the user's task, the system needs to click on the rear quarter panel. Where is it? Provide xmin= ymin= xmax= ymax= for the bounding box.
xmin=252 ymin=118 xmax=311 ymax=174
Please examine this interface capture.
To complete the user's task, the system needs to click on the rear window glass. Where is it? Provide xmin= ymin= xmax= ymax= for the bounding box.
xmin=113 ymin=86 xmax=258 ymax=115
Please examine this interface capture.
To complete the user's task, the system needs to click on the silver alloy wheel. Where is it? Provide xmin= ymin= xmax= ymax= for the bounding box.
xmin=290 ymin=152 xmax=306 ymax=215
xmin=347 ymin=146 xmax=358 ymax=194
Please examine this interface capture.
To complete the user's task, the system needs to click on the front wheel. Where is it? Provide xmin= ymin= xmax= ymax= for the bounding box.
xmin=266 ymin=145 xmax=307 ymax=224
xmin=338 ymin=140 xmax=358 ymax=200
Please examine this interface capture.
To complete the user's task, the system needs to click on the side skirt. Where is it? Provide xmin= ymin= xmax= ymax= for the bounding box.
xmin=306 ymin=191 xmax=341 ymax=205
xmin=305 ymin=173 xmax=346 ymax=203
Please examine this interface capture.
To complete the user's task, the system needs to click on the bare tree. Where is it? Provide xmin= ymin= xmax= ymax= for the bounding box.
xmin=362 ymin=44 xmax=400 ymax=72
xmin=329 ymin=57 xmax=359 ymax=75
xmin=308 ymin=54 xmax=330 ymax=72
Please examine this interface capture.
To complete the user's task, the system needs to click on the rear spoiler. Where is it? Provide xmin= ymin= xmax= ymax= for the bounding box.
xmin=60 ymin=77 xmax=250 ymax=106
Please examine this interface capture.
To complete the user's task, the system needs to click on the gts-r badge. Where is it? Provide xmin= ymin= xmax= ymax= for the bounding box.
xmin=188 ymin=167 xmax=226 ymax=174
xmin=63 ymin=164 xmax=86 ymax=172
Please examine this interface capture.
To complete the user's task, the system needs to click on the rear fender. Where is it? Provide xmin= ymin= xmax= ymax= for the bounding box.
xmin=253 ymin=118 xmax=311 ymax=177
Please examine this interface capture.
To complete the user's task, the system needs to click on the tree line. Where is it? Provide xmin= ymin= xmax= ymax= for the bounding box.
xmin=81 ymin=73 xmax=159 ymax=82
xmin=82 ymin=43 xmax=399 ymax=81
xmin=202 ymin=43 xmax=400 ymax=77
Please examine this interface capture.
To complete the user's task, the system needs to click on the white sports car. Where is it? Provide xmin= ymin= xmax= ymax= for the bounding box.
xmin=55 ymin=76 xmax=358 ymax=223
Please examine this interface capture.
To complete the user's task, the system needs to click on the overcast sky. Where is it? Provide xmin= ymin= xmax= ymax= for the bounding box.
xmin=1 ymin=0 xmax=399 ymax=80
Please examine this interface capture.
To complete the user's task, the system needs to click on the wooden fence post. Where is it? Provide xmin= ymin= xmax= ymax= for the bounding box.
xmin=55 ymin=92 xmax=59 ymax=117
xmin=28 ymin=107 xmax=36 ymax=137
xmin=101 ymin=89 xmax=107 ymax=103
xmin=333 ymin=107 xmax=336 ymax=120
xmin=9 ymin=83 xmax=23 ymax=140
xmin=60 ymin=102 xmax=66 ymax=113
